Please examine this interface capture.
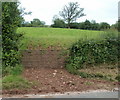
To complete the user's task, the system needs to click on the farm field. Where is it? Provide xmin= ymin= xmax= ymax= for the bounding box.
xmin=17 ymin=27 xmax=105 ymax=50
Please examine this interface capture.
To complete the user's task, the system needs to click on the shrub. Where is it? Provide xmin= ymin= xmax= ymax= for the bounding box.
xmin=66 ymin=31 xmax=119 ymax=74
xmin=2 ymin=2 xmax=23 ymax=73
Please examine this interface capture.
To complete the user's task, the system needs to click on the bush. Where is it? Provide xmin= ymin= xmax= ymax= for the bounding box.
xmin=66 ymin=32 xmax=119 ymax=74
xmin=2 ymin=2 xmax=23 ymax=73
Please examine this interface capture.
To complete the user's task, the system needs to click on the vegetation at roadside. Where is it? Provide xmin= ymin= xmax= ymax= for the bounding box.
xmin=2 ymin=75 xmax=33 ymax=90
xmin=80 ymin=64 xmax=118 ymax=81
xmin=2 ymin=2 xmax=33 ymax=90
xmin=3 ymin=64 xmax=23 ymax=76
xmin=66 ymin=31 xmax=119 ymax=81
xmin=2 ymin=64 xmax=34 ymax=90
xmin=2 ymin=2 xmax=23 ymax=71
xmin=115 ymin=75 xmax=120 ymax=82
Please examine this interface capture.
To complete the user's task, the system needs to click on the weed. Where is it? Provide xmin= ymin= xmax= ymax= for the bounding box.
xmin=85 ymin=81 xmax=93 ymax=85
xmin=3 ymin=64 xmax=23 ymax=76
xmin=2 ymin=75 xmax=33 ymax=90
xmin=115 ymin=75 xmax=120 ymax=82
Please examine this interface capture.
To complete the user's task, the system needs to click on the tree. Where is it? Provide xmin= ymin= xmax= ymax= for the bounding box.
xmin=31 ymin=18 xmax=45 ymax=27
xmin=31 ymin=18 xmax=41 ymax=27
xmin=51 ymin=18 xmax=66 ymax=28
xmin=84 ymin=20 xmax=91 ymax=30
xmin=41 ymin=21 xmax=46 ymax=26
xmin=22 ymin=21 xmax=32 ymax=27
xmin=90 ymin=20 xmax=100 ymax=30
xmin=2 ymin=2 xmax=23 ymax=70
xmin=69 ymin=22 xmax=80 ymax=29
xmin=99 ymin=22 xmax=110 ymax=30
xmin=59 ymin=2 xmax=85 ymax=28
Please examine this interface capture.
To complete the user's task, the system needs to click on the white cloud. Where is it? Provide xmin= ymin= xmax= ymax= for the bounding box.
xmin=20 ymin=0 xmax=119 ymax=25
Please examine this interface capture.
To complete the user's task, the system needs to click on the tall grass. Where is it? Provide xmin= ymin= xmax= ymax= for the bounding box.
xmin=17 ymin=27 xmax=105 ymax=49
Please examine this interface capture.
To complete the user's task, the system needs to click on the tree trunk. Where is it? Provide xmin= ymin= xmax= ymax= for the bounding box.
xmin=68 ymin=21 xmax=70 ymax=29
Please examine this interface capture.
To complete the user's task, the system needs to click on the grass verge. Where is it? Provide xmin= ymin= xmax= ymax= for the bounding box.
xmin=2 ymin=65 xmax=34 ymax=90
xmin=2 ymin=75 xmax=33 ymax=90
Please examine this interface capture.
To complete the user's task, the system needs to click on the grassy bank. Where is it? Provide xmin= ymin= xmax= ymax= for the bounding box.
xmin=17 ymin=27 xmax=104 ymax=49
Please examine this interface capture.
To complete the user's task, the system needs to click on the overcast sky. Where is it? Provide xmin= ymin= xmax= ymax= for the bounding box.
xmin=20 ymin=0 xmax=119 ymax=25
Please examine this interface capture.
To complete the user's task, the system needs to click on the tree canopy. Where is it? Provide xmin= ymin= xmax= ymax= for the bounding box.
xmin=51 ymin=18 xmax=66 ymax=28
xmin=59 ymin=2 xmax=85 ymax=28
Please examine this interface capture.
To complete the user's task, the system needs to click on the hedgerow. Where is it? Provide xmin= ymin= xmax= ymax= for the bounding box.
xmin=66 ymin=32 xmax=119 ymax=77
xmin=2 ymin=2 xmax=23 ymax=73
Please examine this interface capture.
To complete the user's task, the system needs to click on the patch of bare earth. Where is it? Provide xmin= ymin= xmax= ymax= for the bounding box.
xmin=2 ymin=68 xmax=119 ymax=97
xmin=2 ymin=49 xmax=119 ymax=97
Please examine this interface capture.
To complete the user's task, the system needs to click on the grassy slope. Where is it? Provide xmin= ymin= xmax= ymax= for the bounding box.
xmin=17 ymin=27 xmax=104 ymax=49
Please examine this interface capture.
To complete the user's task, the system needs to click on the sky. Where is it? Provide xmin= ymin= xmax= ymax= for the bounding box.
xmin=20 ymin=0 xmax=119 ymax=25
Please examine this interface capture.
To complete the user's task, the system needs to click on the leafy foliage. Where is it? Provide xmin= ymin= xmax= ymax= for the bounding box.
xmin=99 ymin=22 xmax=110 ymax=30
xmin=66 ymin=31 xmax=119 ymax=74
xmin=69 ymin=20 xmax=110 ymax=30
xmin=51 ymin=19 xmax=111 ymax=30
xmin=51 ymin=18 xmax=66 ymax=28
xmin=30 ymin=18 xmax=45 ymax=27
xmin=2 ymin=2 xmax=23 ymax=70
xmin=22 ymin=18 xmax=46 ymax=27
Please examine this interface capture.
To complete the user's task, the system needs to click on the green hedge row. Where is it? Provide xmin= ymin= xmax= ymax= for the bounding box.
xmin=66 ymin=33 xmax=119 ymax=73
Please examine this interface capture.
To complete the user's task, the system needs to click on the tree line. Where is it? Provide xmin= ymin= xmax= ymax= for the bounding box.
xmin=22 ymin=18 xmax=118 ymax=31
xmin=21 ymin=2 xmax=119 ymax=31
xmin=21 ymin=18 xmax=46 ymax=27
xmin=51 ymin=19 xmax=111 ymax=30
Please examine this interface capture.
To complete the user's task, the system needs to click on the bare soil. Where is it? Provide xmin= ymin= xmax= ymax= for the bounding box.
xmin=2 ymin=49 xmax=119 ymax=97
xmin=21 ymin=49 xmax=67 ymax=68
xmin=2 ymin=68 xmax=119 ymax=97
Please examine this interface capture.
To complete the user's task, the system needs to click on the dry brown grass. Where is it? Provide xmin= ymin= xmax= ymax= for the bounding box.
xmin=80 ymin=64 xmax=118 ymax=81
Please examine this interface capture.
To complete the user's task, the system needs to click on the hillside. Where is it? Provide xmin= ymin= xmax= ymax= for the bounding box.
xmin=17 ymin=27 xmax=104 ymax=50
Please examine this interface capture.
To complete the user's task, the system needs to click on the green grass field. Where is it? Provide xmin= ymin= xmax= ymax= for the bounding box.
xmin=17 ymin=27 xmax=106 ymax=50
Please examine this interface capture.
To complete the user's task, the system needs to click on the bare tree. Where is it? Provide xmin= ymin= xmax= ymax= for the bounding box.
xmin=60 ymin=2 xmax=85 ymax=28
